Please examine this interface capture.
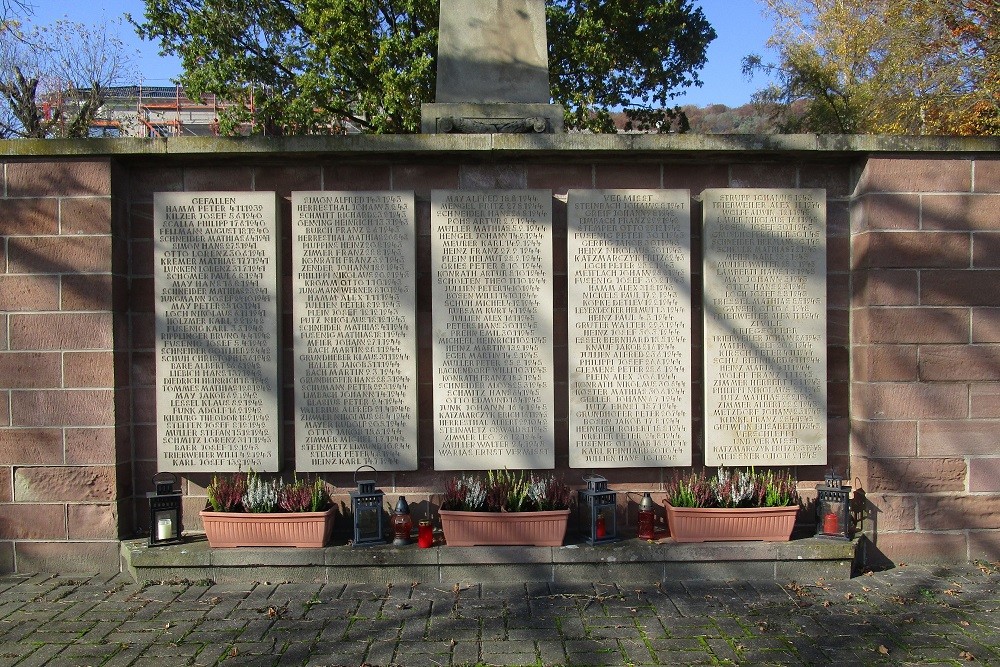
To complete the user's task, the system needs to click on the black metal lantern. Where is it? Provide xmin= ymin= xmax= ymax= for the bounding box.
xmin=350 ymin=465 xmax=385 ymax=546
xmin=147 ymin=472 xmax=183 ymax=547
xmin=578 ymin=475 xmax=617 ymax=545
xmin=816 ymin=470 xmax=852 ymax=540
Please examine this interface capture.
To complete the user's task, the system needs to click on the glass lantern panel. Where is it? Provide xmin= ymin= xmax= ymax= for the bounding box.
xmin=354 ymin=496 xmax=383 ymax=543
xmin=819 ymin=499 xmax=846 ymax=535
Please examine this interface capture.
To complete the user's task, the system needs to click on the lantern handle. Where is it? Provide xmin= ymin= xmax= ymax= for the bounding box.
xmin=354 ymin=465 xmax=377 ymax=484
xmin=152 ymin=471 xmax=177 ymax=485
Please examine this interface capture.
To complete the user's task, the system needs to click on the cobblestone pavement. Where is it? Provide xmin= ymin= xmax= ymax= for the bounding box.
xmin=0 ymin=563 xmax=997 ymax=666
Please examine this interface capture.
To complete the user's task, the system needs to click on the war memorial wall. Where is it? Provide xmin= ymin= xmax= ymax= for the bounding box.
xmin=154 ymin=187 xmax=827 ymax=472
xmin=9 ymin=139 xmax=1000 ymax=573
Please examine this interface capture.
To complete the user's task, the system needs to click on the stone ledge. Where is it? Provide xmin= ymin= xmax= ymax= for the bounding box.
xmin=1 ymin=135 xmax=998 ymax=159
xmin=122 ymin=533 xmax=857 ymax=585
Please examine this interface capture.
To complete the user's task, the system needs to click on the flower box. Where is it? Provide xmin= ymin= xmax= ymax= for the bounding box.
xmin=200 ymin=507 xmax=336 ymax=548
xmin=664 ymin=502 xmax=798 ymax=542
xmin=439 ymin=509 xmax=570 ymax=547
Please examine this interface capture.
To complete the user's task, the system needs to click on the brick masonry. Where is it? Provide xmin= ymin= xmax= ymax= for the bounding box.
xmin=0 ymin=159 xmax=125 ymax=572
xmin=852 ymin=155 xmax=1000 ymax=564
xmin=0 ymin=140 xmax=996 ymax=572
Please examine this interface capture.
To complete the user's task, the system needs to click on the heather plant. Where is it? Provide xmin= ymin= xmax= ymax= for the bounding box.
xmin=441 ymin=475 xmax=487 ymax=511
xmin=278 ymin=476 xmax=330 ymax=513
xmin=762 ymin=470 xmax=799 ymax=507
xmin=667 ymin=471 xmax=715 ymax=508
xmin=667 ymin=468 xmax=799 ymax=509
xmin=205 ymin=471 xmax=331 ymax=513
xmin=714 ymin=468 xmax=757 ymax=507
xmin=529 ymin=473 xmax=572 ymax=511
xmin=485 ymin=469 xmax=531 ymax=512
xmin=442 ymin=470 xmax=571 ymax=512
xmin=241 ymin=470 xmax=280 ymax=513
xmin=207 ymin=472 xmax=246 ymax=512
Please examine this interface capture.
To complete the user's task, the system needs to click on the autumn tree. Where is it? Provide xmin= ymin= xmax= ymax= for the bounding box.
xmin=132 ymin=0 xmax=715 ymax=135
xmin=744 ymin=0 xmax=999 ymax=135
xmin=0 ymin=19 xmax=137 ymax=138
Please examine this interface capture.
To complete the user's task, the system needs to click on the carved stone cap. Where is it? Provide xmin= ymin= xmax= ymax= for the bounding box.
xmin=421 ymin=103 xmax=564 ymax=134
xmin=439 ymin=116 xmax=548 ymax=134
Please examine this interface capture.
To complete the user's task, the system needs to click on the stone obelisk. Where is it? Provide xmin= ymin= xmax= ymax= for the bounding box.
xmin=421 ymin=0 xmax=564 ymax=133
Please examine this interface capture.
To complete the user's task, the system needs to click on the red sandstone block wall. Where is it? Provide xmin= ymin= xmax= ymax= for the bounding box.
xmin=0 ymin=159 xmax=127 ymax=573
xmin=852 ymin=157 xmax=1000 ymax=563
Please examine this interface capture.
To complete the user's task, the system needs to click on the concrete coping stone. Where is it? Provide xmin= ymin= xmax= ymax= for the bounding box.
xmin=123 ymin=533 xmax=855 ymax=569
xmin=1 ymin=134 xmax=997 ymax=159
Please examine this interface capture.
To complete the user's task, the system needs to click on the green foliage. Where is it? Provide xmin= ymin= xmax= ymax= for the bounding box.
xmin=547 ymin=0 xmax=715 ymax=133
xmin=744 ymin=0 xmax=1000 ymax=136
xmin=132 ymin=0 xmax=715 ymax=134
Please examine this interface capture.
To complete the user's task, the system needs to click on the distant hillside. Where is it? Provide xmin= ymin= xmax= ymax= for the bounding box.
xmin=609 ymin=102 xmax=791 ymax=134
xmin=681 ymin=103 xmax=778 ymax=134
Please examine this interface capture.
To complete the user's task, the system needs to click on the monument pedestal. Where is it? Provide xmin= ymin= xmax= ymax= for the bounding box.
xmin=421 ymin=103 xmax=564 ymax=134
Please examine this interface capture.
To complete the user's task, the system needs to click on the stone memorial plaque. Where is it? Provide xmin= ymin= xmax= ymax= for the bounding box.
xmin=703 ymin=188 xmax=827 ymax=466
xmin=432 ymin=190 xmax=554 ymax=470
xmin=292 ymin=192 xmax=417 ymax=472
xmin=155 ymin=191 xmax=281 ymax=472
xmin=568 ymin=190 xmax=692 ymax=468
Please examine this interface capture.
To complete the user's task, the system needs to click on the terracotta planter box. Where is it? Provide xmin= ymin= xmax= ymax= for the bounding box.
xmin=439 ymin=509 xmax=570 ymax=546
xmin=664 ymin=502 xmax=798 ymax=543
xmin=199 ymin=508 xmax=336 ymax=548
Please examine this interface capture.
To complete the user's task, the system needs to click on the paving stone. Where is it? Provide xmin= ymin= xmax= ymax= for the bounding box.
xmin=307 ymin=639 xmax=368 ymax=666
xmin=632 ymin=616 xmax=667 ymax=640
xmin=2 ymin=565 xmax=1000 ymax=666
xmin=59 ymin=644 xmax=122 ymax=665
xmin=7 ymin=643 xmax=66 ymax=667
xmin=451 ymin=638 xmax=480 ymax=665
xmin=585 ymin=620 xmax=641 ymax=640
xmin=301 ymin=600 xmax=357 ymax=621
xmin=0 ymin=642 xmax=38 ymax=664
xmin=426 ymin=615 xmax=478 ymax=640
xmin=240 ymin=617 xmax=278 ymax=642
xmin=392 ymin=639 xmax=452 ymax=664
xmin=564 ymin=638 xmax=627 ymax=666
xmin=277 ymin=640 xmax=313 ymax=666
xmin=536 ymin=638 xmax=567 ymax=666
xmin=703 ymin=636 xmax=740 ymax=664
xmin=617 ymin=638 xmax=656 ymax=664
xmin=558 ymin=615 xmax=587 ymax=639
xmin=342 ymin=617 xmax=399 ymax=641
xmin=481 ymin=616 xmax=506 ymax=640
xmin=132 ymin=637 xmax=199 ymax=657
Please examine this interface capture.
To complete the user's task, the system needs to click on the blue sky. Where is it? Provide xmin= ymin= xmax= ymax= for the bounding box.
xmin=671 ymin=0 xmax=779 ymax=107
xmin=30 ymin=0 xmax=777 ymax=107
